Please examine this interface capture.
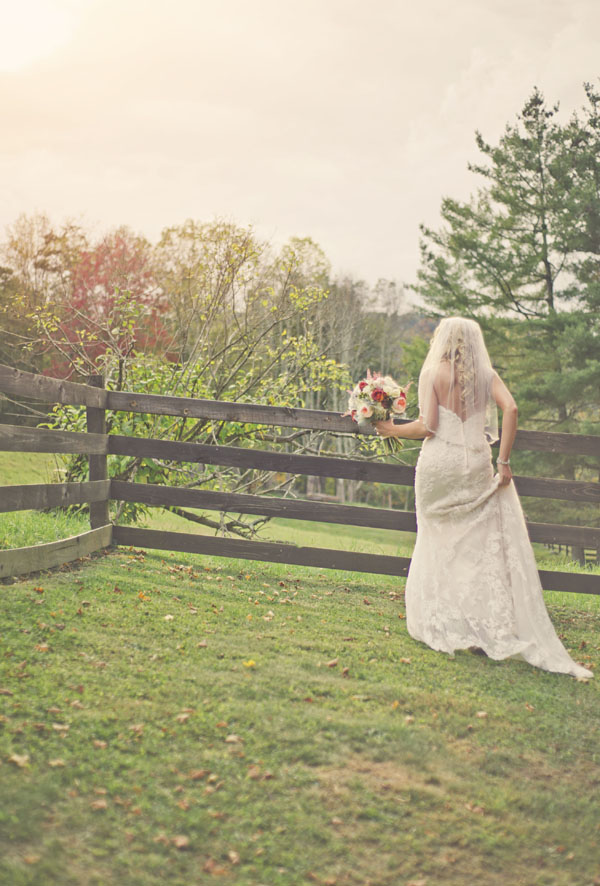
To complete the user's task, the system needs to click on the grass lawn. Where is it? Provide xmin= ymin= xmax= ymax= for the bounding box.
xmin=1 ymin=453 xmax=600 ymax=884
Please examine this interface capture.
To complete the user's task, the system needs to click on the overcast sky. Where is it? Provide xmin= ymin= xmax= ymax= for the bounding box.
xmin=2 ymin=0 xmax=599 ymax=294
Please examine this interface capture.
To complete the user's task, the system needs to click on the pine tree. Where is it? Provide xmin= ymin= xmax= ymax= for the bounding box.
xmin=413 ymin=84 xmax=600 ymax=543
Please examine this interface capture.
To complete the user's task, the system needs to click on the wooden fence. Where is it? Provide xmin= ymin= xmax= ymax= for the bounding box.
xmin=0 ymin=363 xmax=599 ymax=595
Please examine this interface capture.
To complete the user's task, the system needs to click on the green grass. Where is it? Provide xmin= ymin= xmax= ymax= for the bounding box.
xmin=0 ymin=511 xmax=90 ymax=551
xmin=0 ymin=547 xmax=599 ymax=886
xmin=0 ymin=452 xmax=59 ymax=486
xmin=0 ymin=452 xmax=87 ymax=549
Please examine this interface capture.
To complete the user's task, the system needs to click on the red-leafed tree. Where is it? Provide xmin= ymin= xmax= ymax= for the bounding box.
xmin=1 ymin=214 xmax=170 ymax=384
xmin=47 ymin=227 xmax=171 ymax=381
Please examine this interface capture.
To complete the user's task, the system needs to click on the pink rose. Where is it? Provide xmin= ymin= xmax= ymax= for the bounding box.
xmin=391 ymin=395 xmax=407 ymax=413
xmin=358 ymin=403 xmax=373 ymax=419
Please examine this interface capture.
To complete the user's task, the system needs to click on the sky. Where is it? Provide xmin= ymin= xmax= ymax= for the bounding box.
xmin=1 ymin=0 xmax=600 ymax=295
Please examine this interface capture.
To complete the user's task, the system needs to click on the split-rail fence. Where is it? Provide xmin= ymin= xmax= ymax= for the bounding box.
xmin=0 ymin=364 xmax=599 ymax=596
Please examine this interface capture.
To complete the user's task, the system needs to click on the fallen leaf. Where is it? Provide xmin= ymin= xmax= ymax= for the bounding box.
xmin=0 ymin=688 xmax=14 ymax=696
xmin=400 ymin=657 xmax=412 ymax=664
xmin=188 ymin=769 xmax=210 ymax=780
xmin=228 ymin=850 xmax=240 ymax=865
xmin=475 ymin=711 xmax=487 ymax=719
xmin=465 ymin=802 xmax=485 ymax=815
xmin=247 ymin=764 xmax=261 ymax=779
xmin=243 ymin=660 xmax=256 ymax=668
xmin=326 ymin=658 xmax=339 ymax=668
xmin=34 ymin=644 xmax=50 ymax=653
xmin=8 ymin=753 xmax=29 ymax=768
xmin=176 ymin=713 xmax=190 ymax=724
xmin=525 ymin=703 xmax=534 ymax=711
xmin=93 ymin=739 xmax=108 ymax=749
xmin=90 ymin=799 xmax=108 ymax=811
xmin=52 ymin=723 xmax=69 ymax=732
xmin=130 ymin=723 xmax=144 ymax=735
xmin=330 ymin=816 xmax=343 ymax=826
xmin=203 ymin=857 xmax=226 ymax=873
xmin=407 ymin=880 xmax=427 ymax=886
xmin=197 ymin=641 xmax=208 ymax=648
xmin=405 ymin=715 xmax=415 ymax=724
xmin=48 ymin=759 xmax=65 ymax=767
xmin=342 ymin=666 xmax=349 ymax=677
xmin=164 ymin=614 xmax=174 ymax=621
xmin=225 ymin=734 xmax=242 ymax=743
xmin=23 ymin=855 xmax=41 ymax=864
xmin=363 ymin=597 xmax=371 ymax=605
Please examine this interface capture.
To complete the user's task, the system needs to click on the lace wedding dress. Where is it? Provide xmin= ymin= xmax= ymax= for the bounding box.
xmin=405 ymin=405 xmax=593 ymax=679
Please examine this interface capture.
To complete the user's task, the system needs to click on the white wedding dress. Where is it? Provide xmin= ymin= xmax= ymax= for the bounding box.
xmin=405 ymin=405 xmax=593 ymax=679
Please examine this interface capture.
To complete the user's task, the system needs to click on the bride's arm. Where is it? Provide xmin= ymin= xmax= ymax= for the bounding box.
xmin=491 ymin=372 xmax=518 ymax=486
xmin=373 ymin=415 xmax=433 ymax=439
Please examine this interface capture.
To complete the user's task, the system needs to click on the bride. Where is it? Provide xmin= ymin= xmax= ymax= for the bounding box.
xmin=375 ymin=316 xmax=593 ymax=680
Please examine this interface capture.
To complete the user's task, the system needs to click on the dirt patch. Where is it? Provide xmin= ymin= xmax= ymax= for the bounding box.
xmin=313 ymin=755 xmax=455 ymax=801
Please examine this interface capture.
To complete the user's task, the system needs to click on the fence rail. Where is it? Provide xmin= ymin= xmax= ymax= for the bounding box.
xmin=0 ymin=363 xmax=598 ymax=594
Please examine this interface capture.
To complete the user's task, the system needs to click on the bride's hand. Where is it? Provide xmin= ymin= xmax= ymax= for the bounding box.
xmin=498 ymin=463 xmax=512 ymax=487
xmin=373 ymin=418 xmax=397 ymax=438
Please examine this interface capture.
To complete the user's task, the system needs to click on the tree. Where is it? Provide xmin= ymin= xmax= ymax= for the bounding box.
xmin=37 ymin=220 xmax=352 ymax=531
xmin=413 ymin=84 xmax=600 ymax=542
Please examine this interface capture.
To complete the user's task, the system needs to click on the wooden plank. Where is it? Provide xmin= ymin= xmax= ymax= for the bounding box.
xmin=0 ymin=424 xmax=108 ymax=455
xmin=513 ymin=475 xmax=600 ymax=503
xmin=112 ymin=526 xmax=599 ymax=594
xmin=108 ymin=388 xmax=600 ymax=456
xmin=109 ymin=435 xmax=599 ymax=501
xmin=108 ymin=435 xmax=416 ymax=485
xmin=0 ymin=480 xmax=110 ymax=513
xmin=87 ymin=375 xmax=109 ymax=529
xmin=110 ymin=481 xmax=418 ymax=532
xmin=526 ymin=521 xmax=600 ymax=548
xmin=539 ymin=570 xmax=600 ymax=596
xmin=0 ymin=364 xmax=107 ymax=408
xmin=108 ymin=390 xmax=357 ymax=433
xmin=506 ymin=427 xmax=600 ymax=458
xmin=112 ymin=525 xmax=412 ymax=576
xmin=0 ymin=525 xmax=113 ymax=578
xmin=111 ymin=481 xmax=599 ymax=545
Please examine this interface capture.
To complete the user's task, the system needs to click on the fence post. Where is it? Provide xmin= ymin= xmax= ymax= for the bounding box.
xmin=86 ymin=374 xmax=109 ymax=528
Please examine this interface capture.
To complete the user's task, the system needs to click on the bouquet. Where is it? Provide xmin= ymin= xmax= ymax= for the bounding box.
xmin=343 ymin=370 xmax=410 ymax=453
